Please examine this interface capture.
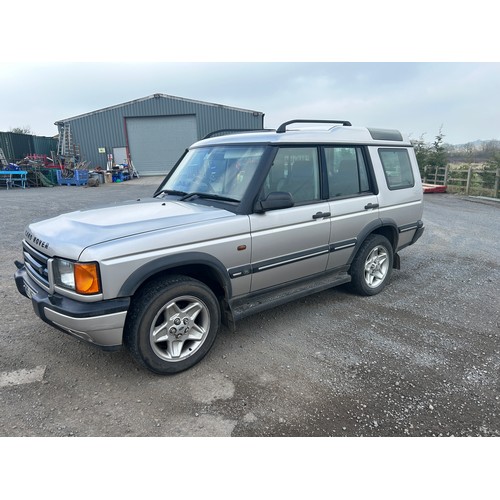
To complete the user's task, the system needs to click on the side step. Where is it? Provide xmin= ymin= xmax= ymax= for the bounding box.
xmin=231 ymin=270 xmax=351 ymax=322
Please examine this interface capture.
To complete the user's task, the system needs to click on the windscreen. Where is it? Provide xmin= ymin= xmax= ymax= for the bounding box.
xmin=158 ymin=145 xmax=266 ymax=202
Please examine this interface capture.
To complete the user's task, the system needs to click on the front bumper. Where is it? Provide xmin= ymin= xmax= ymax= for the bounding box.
xmin=15 ymin=266 xmax=130 ymax=350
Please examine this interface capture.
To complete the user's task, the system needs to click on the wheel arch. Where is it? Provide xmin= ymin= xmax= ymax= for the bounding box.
xmin=371 ymin=220 xmax=398 ymax=251
xmin=348 ymin=219 xmax=399 ymax=266
xmin=118 ymin=252 xmax=231 ymax=306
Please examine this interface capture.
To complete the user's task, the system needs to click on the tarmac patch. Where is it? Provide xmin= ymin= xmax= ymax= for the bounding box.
xmin=0 ymin=366 xmax=46 ymax=388
xmin=189 ymin=372 xmax=235 ymax=404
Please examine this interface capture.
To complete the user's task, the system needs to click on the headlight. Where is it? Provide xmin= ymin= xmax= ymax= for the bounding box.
xmin=54 ymin=259 xmax=101 ymax=295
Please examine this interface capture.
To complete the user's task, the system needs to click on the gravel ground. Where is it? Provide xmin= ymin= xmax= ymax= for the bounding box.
xmin=0 ymin=178 xmax=499 ymax=437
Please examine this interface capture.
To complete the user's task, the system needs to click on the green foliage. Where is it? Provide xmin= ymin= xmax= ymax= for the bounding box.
xmin=428 ymin=130 xmax=448 ymax=169
xmin=412 ymin=136 xmax=428 ymax=176
xmin=484 ymin=151 xmax=500 ymax=185
xmin=485 ymin=151 xmax=500 ymax=170
xmin=412 ymin=129 xmax=498 ymax=196
xmin=412 ymin=129 xmax=448 ymax=177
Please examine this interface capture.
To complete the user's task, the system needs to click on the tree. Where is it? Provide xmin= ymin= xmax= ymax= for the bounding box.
xmin=9 ymin=126 xmax=32 ymax=135
xmin=412 ymin=129 xmax=449 ymax=178
xmin=481 ymin=140 xmax=500 ymax=155
xmin=412 ymin=134 xmax=429 ymax=177
xmin=428 ymin=129 xmax=448 ymax=170
xmin=484 ymin=151 xmax=500 ymax=187
xmin=486 ymin=151 xmax=500 ymax=169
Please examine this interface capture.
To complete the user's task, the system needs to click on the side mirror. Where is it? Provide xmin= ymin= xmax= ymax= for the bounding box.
xmin=255 ymin=192 xmax=294 ymax=212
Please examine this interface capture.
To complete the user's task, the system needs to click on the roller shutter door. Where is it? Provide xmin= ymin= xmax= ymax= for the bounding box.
xmin=126 ymin=115 xmax=198 ymax=176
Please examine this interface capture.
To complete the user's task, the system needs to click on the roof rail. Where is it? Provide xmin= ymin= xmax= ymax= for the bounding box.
xmin=276 ymin=119 xmax=352 ymax=134
xmin=203 ymin=128 xmax=273 ymax=139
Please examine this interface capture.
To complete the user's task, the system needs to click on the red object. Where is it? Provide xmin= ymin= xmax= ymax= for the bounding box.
xmin=422 ymin=183 xmax=447 ymax=193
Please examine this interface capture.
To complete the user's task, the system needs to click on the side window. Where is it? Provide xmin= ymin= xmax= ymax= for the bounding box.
xmin=262 ymin=147 xmax=320 ymax=203
xmin=379 ymin=148 xmax=415 ymax=190
xmin=325 ymin=147 xmax=371 ymax=198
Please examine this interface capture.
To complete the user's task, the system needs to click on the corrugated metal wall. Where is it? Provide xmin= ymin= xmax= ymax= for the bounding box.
xmin=57 ymin=95 xmax=264 ymax=173
xmin=32 ymin=136 xmax=58 ymax=157
xmin=0 ymin=132 xmax=58 ymax=163
xmin=0 ymin=132 xmax=15 ymax=162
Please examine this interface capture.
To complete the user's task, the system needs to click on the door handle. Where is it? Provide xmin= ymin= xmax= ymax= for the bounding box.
xmin=312 ymin=211 xmax=331 ymax=220
xmin=364 ymin=203 xmax=379 ymax=210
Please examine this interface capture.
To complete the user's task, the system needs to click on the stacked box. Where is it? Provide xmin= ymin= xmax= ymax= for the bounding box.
xmin=56 ymin=170 xmax=89 ymax=186
xmin=112 ymin=170 xmax=130 ymax=182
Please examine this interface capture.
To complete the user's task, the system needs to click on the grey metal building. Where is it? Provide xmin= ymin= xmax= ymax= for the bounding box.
xmin=55 ymin=94 xmax=265 ymax=176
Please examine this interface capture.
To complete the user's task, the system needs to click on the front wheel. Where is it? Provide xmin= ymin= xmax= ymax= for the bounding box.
xmin=124 ymin=275 xmax=221 ymax=374
xmin=348 ymin=234 xmax=394 ymax=296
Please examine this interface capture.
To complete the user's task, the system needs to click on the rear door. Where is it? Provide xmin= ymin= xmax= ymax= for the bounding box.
xmin=324 ymin=146 xmax=381 ymax=269
xmin=249 ymin=146 xmax=331 ymax=292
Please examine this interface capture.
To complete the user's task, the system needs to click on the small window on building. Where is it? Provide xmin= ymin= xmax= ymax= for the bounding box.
xmin=379 ymin=148 xmax=415 ymax=190
xmin=325 ymin=147 xmax=372 ymax=198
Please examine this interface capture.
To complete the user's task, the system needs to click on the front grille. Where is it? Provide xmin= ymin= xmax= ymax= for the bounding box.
xmin=23 ymin=241 xmax=50 ymax=290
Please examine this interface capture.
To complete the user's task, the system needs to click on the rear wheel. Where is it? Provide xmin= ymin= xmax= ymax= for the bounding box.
xmin=348 ymin=234 xmax=393 ymax=296
xmin=124 ymin=275 xmax=221 ymax=374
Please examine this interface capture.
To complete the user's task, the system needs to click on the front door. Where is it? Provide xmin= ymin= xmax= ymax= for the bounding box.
xmin=249 ymin=147 xmax=331 ymax=292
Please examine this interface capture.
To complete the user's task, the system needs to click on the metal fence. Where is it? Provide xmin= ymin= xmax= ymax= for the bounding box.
xmin=0 ymin=131 xmax=58 ymax=163
xmin=422 ymin=164 xmax=500 ymax=198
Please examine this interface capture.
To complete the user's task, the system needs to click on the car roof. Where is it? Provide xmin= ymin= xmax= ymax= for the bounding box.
xmin=193 ymin=121 xmax=412 ymax=148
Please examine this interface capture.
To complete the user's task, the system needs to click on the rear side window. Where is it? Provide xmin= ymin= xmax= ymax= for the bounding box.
xmin=325 ymin=147 xmax=372 ymax=198
xmin=379 ymin=148 xmax=415 ymax=190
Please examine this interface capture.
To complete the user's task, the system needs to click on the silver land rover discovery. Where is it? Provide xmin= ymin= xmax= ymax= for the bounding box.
xmin=15 ymin=119 xmax=424 ymax=374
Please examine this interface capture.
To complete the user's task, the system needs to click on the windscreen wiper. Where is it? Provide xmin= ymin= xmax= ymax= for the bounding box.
xmin=179 ymin=192 xmax=239 ymax=203
xmin=156 ymin=189 xmax=187 ymax=197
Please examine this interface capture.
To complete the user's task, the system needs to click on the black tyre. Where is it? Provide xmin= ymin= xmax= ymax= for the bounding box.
xmin=348 ymin=234 xmax=394 ymax=296
xmin=124 ymin=275 xmax=221 ymax=374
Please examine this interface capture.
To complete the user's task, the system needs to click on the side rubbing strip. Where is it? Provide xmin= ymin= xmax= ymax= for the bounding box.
xmin=229 ymin=246 xmax=330 ymax=279
xmin=398 ymin=223 xmax=419 ymax=233
xmin=229 ymin=265 xmax=252 ymax=279
xmin=330 ymin=239 xmax=357 ymax=252
xmin=256 ymin=248 xmax=329 ymax=272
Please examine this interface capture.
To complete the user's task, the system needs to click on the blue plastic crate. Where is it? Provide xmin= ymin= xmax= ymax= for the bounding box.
xmin=111 ymin=170 xmax=131 ymax=182
xmin=56 ymin=169 xmax=89 ymax=186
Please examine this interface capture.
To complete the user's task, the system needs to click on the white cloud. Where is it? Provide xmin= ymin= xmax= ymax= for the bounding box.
xmin=1 ymin=62 xmax=499 ymax=143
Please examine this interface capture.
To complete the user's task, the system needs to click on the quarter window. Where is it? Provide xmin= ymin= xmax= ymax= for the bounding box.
xmin=379 ymin=148 xmax=415 ymax=190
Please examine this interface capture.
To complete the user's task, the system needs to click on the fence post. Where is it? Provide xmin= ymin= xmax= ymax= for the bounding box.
xmin=466 ymin=165 xmax=473 ymax=195
xmin=444 ymin=164 xmax=449 ymax=185
xmin=495 ymin=167 xmax=500 ymax=198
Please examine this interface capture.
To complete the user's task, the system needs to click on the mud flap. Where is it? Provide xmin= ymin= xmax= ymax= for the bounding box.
xmin=393 ymin=252 xmax=401 ymax=270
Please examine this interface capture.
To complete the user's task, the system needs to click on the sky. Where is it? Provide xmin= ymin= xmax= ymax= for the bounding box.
xmin=1 ymin=1 xmax=499 ymax=148
xmin=1 ymin=61 xmax=499 ymax=146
